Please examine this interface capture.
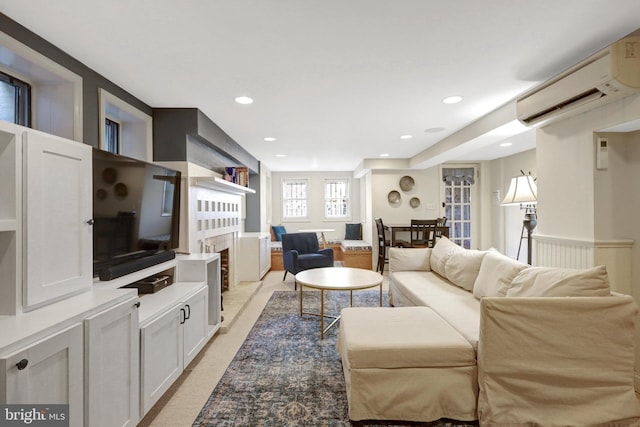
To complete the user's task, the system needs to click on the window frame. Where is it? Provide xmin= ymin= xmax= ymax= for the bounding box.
xmin=104 ymin=117 xmax=120 ymax=154
xmin=282 ymin=178 xmax=309 ymax=221
xmin=0 ymin=69 xmax=32 ymax=127
xmin=323 ymin=178 xmax=351 ymax=220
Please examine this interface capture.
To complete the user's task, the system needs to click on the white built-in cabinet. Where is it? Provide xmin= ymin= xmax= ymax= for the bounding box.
xmin=0 ymin=323 xmax=84 ymax=427
xmin=84 ymin=296 xmax=140 ymax=427
xmin=0 ymin=121 xmax=222 ymax=425
xmin=0 ymin=123 xmax=92 ymax=315
xmin=238 ymin=232 xmax=271 ymax=281
xmin=140 ymin=284 xmax=208 ymax=415
xmin=23 ymin=130 xmax=92 ymax=309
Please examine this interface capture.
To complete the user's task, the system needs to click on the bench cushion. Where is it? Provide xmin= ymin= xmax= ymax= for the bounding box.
xmin=340 ymin=307 xmax=475 ymax=369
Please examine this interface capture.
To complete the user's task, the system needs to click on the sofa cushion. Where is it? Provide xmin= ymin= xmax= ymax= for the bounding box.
xmin=271 ymin=225 xmax=287 ymax=241
xmin=389 ymin=271 xmax=471 ymax=307
xmin=344 ymin=223 xmax=362 ymax=240
xmin=473 ymin=250 xmax=528 ymax=298
xmin=445 ymin=249 xmax=488 ymax=291
xmin=507 ymin=265 xmax=610 ymax=297
xmin=340 ymin=307 xmax=475 ymax=369
xmin=424 ymin=295 xmax=481 ymax=349
xmin=389 ymin=248 xmax=431 ymax=271
xmin=430 ymin=237 xmax=465 ymax=277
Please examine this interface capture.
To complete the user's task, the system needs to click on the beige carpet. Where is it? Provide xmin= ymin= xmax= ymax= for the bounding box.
xmin=139 ymin=268 xmax=389 ymax=426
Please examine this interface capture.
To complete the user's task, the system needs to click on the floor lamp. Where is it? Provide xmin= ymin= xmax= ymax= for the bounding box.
xmin=501 ymin=172 xmax=538 ymax=265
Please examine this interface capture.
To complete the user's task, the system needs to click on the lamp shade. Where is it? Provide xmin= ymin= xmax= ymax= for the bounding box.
xmin=501 ymin=175 xmax=537 ymax=205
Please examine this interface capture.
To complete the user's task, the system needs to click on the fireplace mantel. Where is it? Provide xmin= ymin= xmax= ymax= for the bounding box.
xmin=194 ymin=177 xmax=256 ymax=195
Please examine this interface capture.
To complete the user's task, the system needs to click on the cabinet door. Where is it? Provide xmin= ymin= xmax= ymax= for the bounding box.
xmin=183 ymin=286 xmax=208 ymax=367
xmin=23 ymin=130 xmax=92 ymax=308
xmin=259 ymin=236 xmax=270 ymax=278
xmin=0 ymin=323 xmax=83 ymax=427
xmin=85 ymin=297 xmax=140 ymax=427
xmin=140 ymin=304 xmax=183 ymax=416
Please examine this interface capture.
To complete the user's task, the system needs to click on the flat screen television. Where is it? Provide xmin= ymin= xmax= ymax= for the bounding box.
xmin=92 ymin=148 xmax=181 ymax=280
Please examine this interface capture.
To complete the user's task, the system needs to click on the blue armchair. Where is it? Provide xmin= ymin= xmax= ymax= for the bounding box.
xmin=282 ymin=232 xmax=334 ymax=289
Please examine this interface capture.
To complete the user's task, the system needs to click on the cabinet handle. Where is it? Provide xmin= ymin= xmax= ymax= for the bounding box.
xmin=134 ymin=301 xmax=140 ymax=308
xmin=86 ymin=219 xmax=95 ymax=226
xmin=184 ymin=304 xmax=191 ymax=320
xmin=16 ymin=359 xmax=28 ymax=370
xmin=180 ymin=308 xmax=186 ymax=324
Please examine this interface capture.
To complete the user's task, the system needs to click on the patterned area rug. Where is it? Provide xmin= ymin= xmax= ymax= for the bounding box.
xmin=193 ymin=290 xmax=478 ymax=427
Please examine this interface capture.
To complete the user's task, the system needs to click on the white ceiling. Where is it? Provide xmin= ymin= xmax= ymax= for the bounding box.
xmin=1 ymin=1 xmax=639 ymax=171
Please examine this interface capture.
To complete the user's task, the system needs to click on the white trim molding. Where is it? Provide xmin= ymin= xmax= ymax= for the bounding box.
xmin=534 ymin=234 xmax=634 ymax=294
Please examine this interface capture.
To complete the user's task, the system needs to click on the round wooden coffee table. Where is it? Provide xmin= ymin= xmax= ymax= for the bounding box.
xmin=295 ymin=267 xmax=383 ymax=338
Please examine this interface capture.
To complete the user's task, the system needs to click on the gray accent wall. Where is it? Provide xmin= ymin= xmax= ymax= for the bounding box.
xmin=1 ymin=13 xmax=262 ymax=232
xmin=153 ymin=108 xmax=261 ymax=231
xmin=0 ymin=13 xmax=152 ymax=148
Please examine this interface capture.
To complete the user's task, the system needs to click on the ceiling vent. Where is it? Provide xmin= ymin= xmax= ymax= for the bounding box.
xmin=516 ymin=35 xmax=640 ymax=127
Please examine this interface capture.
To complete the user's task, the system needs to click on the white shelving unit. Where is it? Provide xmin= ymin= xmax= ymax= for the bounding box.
xmin=0 ymin=120 xmax=223 ymax=425
xmin=238 ymin=232 xmax=271 ymax=281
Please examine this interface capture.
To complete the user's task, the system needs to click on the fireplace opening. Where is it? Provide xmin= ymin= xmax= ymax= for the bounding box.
xmin=219 ymin=248 xmax=229 ymax=292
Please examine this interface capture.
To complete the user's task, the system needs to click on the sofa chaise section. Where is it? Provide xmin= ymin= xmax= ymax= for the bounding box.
xmin=338 ymin=237 xmax=640 ymax=426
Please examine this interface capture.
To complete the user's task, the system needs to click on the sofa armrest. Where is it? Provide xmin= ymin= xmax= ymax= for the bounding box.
xmin=282 ymin=249 xmax=299 ymax=268
xmin=477 ymin=295 xmax=639 ymax=426
xmin=388 ymin=247 xmax=431 ymax=272
xmin=318 ymin=247 xmax=334 ymax=264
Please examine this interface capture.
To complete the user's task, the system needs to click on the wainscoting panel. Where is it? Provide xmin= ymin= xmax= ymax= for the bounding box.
xmin=534 ymin=234 xmax=634 ymax=294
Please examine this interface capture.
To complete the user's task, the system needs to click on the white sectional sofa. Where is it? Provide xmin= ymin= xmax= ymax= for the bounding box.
xmin=337 ymin=237 xmax=640 ymax=426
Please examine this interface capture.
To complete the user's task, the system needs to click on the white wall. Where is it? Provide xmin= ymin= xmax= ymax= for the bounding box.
xmin=535 ymin=93 xmax=640 ymax=383
xmin=371 ymin=168 xmax=441 ymax=226
xmin=270 ymin=171 xmax=361 ymax=242
xmin=594 ymin=131 xmax=640 ymax=240
xmin=487 ymin=147 xmax=537 ymax=260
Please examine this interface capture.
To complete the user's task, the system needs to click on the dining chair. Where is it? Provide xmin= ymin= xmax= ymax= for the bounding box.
xmin=410 ymin=219 xmax=438 ymax=248
xmin=429 ymin=225 xmax=450 ymax=247
xmin=374 ymin=218 xmax=389 ymax=273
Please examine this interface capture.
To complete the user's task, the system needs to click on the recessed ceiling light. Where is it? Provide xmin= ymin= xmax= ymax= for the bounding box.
xmin=264 ymin=137 xmax=276 ymax=142
xmin=380 ymin=153 xmax=390 ymax=157
xmin=500 ymin=142 xmax=513 ymax=147
xmin=275 ymin=154 xmax=286 ymax=158
xmin=442 ymin=96 xmax=463 ymax=104
xmin=234 ymin=96 xmax=254 ymax=105
xmin=424 ymin=127 xmax=445 ymax=133
xmin=400 ymin=135 xmax=413 ymax=140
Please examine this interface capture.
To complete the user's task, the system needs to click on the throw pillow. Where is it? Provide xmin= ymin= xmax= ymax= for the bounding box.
xmin=271 ymin=225 xmax=287 ymax=242
xmin=389 ymin=247 xmax=432 ymax=272
xmin=507 ymin=265 xmax=610 ymax=297
xmin=430 ymin=236 xmax=465 ymax=278
xmin=473 ymin=251 xmax=528 ymax=298
xmin=344 ymin=223 xmax=362 ymax=240
xmin=444 ymin=249 xmax=488 ymax=291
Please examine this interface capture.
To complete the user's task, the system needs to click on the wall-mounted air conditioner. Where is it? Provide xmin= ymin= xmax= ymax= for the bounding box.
xmin=516 ymin=35 xmax=640 ymax=127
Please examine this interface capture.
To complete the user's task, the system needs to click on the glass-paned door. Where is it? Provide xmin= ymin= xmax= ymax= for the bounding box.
xmin=441 ymin=166 xmax=477 ymax=249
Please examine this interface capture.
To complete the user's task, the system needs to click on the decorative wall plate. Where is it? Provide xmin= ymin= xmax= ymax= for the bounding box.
xmin=96 ymin=188 xmax=108 ymax=200
xmin=410 ymin=197 xmax=421 ymax=208
xmin=102 ymin=167 xmax=117 ymax=184
xmin=387 ymin=190 xmax=401 ymax=205
xmin=399 ymin=175 xmax=415 ymax=192
xmin=114 ymin=182 xmax=128 ymax=199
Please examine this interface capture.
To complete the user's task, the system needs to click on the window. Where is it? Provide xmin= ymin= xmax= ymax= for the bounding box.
xmin=0 ymin=71 xmax=31 ymax=126
xmin=104 ymin=118 xmax=120 ymax=154
xmin=282 ymin=179 xmax=308 ymax=219
xmin=161 ymin=174 xmax=175 ymax=217
xmin=324 ymin=179 xmax=350 ymax=219
xmin=441 ymin=166 xmax=477 ymax=249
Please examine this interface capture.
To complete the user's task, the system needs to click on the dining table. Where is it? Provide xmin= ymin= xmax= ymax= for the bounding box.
xmin=383 ymin=224 xmax=413 ymax=247
xmin=384 ymin=220 xmax=444 ymax=247
xmin=298 ymin=228 xmax=335 ymax=248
